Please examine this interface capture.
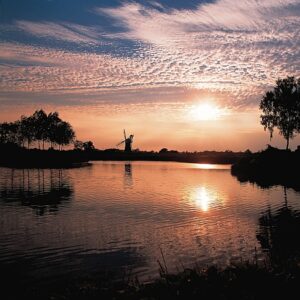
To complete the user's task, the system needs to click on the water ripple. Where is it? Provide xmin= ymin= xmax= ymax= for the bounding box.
xmin=0 ymin=161 xmax=300 ymax=286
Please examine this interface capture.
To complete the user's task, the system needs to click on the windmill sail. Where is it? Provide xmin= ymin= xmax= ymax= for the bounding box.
xmin=116 ymin=140 xmax=125 ymax=146
xmin=116 ymin=129 xmax=133 ymax=152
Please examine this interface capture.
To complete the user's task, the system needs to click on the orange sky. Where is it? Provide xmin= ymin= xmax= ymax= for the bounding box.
xmin=1 ymin=99 xmax=300 ymax=151
xmin=1 ymin=0 xmax=300 ymax=151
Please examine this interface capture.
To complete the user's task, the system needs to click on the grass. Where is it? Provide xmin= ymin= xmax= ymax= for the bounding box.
xmin=6 ymin=255 xmax=299 ymax=300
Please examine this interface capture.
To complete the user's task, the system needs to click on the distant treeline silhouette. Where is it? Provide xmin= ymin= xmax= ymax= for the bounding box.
xmin=0 ymin=109 xmax=75 ymax=150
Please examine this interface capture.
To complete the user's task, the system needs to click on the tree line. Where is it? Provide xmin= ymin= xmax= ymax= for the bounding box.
xmin=0 ymin=110 xmax=75 ymax=150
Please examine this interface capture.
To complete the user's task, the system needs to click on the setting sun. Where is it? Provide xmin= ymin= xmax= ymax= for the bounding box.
xmin=1 ymin=1 xmax=300 ymax=298
xmin=190 ymin=103 xmax=222 ymax=121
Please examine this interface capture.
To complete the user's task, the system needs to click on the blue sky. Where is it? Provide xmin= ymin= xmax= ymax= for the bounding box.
xmin=0 ymin=1 xmax=210 ymax=55
xmin=0 ymin=0 xmax=300 ymax=150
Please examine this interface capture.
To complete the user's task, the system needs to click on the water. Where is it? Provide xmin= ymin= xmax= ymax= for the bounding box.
xmin=0 ymin=161 xmax=300 ymax=287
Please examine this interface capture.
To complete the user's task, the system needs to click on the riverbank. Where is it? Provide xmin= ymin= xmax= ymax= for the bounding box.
xmin=88 ymin=149 xmax=246 ymax=164
xmin=4 ymin=260 xmax=300 ymax=300
xmin=0 ymin=144 xmax=90 ymax=168
xmin=231 ymin=146 xmax=300 ymax=190
xmin=0 ymin=144 xmax=246 ymax=168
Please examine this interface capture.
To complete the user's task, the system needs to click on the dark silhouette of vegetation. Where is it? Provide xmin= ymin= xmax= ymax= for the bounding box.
xmin=159 ymin=147 xmax=169 ymax=153
xmin=0 ymin=109 xmax=75 ymax=150
xmin=159 ymin=148 xmax=178 ymax=154
xmin=0 ymin=143 xmax=90 ymax=168
xmin=231 ymin=145 xmax=300 ymax=191
xmin=233 ymin=76 xmax=300 ymax=188
xmin=89 ymin=149 xmax=246 ymax=164
xmin=6 ymin=258 xmax=300 ymax=299
xmin=257 ymin=189 xmax=300 ymax=267
xmin=74 ymin=140 xmax=95 ymax=151
xmin=260 ymin=76 xmax=300 ymax=150
xmin=0 ymin=110 xmax=93 ymax=168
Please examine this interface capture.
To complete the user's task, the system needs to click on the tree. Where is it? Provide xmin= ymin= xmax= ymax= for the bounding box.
xmin=74 ymin=140 xmax=84 ymax=150
xmin=0 ymin=122 xmax=12 ymax=144
xmin=0 ymin=122 xmax=23 ymax=145
xmin=82 ymin=141 xmax=95 ymax=151
xmin=260 ymin=76 xmax=300 ymax=150
xmin=0 ymin=110 xmax=78 ymax=150
xmin=47 ymin=112 xmax=62 ymax=148
xmin=159 ymin=148 xmax=168 ymax=153
xmin=20 ymin=115 xmax=35 ymax=148
xmin=53 ymin=121 xmax=75 ymax=150
xmin=32 ymin=109 xmax=48 ymax=149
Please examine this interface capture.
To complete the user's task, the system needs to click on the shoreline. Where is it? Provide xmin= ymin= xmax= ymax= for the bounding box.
xmin=3 ymin=260 xmax=300 ymax=300
xmin=231 ymin=146 xmax=300 ymax=191
xmin=0 ymin=144 xmax=246 ymax=168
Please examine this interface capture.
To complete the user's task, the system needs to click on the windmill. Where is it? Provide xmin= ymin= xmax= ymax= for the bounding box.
xmin=116 ymin=129 xmax=134 ymax=152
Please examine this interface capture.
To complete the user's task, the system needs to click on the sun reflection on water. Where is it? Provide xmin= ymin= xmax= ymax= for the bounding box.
xmin=191 ymin=186 xmax=225 ymax=212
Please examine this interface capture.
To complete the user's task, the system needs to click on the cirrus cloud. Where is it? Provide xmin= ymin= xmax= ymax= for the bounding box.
xmin=0 ymin=0 xmax=299 ymax=109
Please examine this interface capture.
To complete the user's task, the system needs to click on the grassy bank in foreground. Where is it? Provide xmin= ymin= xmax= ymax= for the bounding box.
xmin=5 ymin=261 xmax=300 ymax=300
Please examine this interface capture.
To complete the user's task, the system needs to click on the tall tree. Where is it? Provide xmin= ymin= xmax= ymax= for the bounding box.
xmin=53 ymin=121 xmax=75 ymax=150
xmin=260 ymin=76 xmax=300 ymax=150
xmin=32 ymin=109 xmax=48 ymax=149
xmin=1 ymin=110 xmax=77 ymax=150
xmin=47 ymin=112 xmax=62 ymax=148
xmin=20 ymin=115 xmax=35 ymax=148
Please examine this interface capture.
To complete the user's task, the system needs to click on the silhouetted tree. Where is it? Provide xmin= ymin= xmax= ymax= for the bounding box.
xmin=32 ymin=109 xmax=48 ymax=149
xmin=82 ymin=141 xmax=95 ymax=151
xmin=0 ymin=122 xmax=23 ymax=145
xmin=159 ymin=148 xmax=168 ymax=153
xmin=47 ymin=112 xmax=62 ymax=148
xmin=74 ymin=140 xmax=95 ymax=151
xmin=46 ymin=112 xmax=75 ymax=149
xmin=0 ymin=122 xmax=11 ymax=144
xmin=20 ymin=115 xmax=35 ymax=148
xmin=53 ymin=121 xmax=75 ymax=150
xmin=260 ymin=76 xmax=300 ymax=150
xmin=0 ymin=110 xmax=76 ymax=150
xmin=74 ymin=140 xmax=84 ymax=150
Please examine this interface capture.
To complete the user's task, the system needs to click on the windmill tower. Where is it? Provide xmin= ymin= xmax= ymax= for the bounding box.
xmin=116 ymin=129 xmax=134 ymax=152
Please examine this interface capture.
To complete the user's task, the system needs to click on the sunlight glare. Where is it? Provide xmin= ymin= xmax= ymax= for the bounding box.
xmin=190 ymin=186 xmax=226 ymax=212
xmin=196 ymin=164 xmax=217 ymax=169
xmin=196 ymin=187 xmax=210 ymax=212
xmin=193 ymin=164 xmax=231 ymax=170
xmin=190 ymin=103 xmax=222 ymax=121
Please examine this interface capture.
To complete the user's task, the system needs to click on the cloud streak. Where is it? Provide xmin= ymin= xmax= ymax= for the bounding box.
xmin=14 ymin=20 xmax=105 ymax=45
xmin=96 ymin=0 xmax=299 ymax=44
xmin=0 ymin=0 xmax=299 ymax=109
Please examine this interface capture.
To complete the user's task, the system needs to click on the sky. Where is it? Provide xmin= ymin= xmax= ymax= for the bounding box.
xmin=0 ymin=0 xmax=300 ymax=151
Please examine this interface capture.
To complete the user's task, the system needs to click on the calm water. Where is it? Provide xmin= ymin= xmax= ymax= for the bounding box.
xmin=0 ymin=161 xmax=300 ymax=286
